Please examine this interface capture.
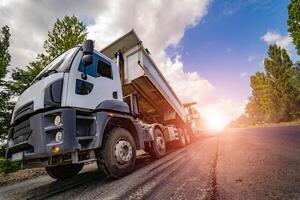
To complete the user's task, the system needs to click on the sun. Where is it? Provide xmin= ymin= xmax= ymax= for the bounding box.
xmin=205 ymin=111 xmax=227 ymax=131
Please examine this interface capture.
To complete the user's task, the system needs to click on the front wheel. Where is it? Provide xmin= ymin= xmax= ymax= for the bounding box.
xmin=45 ymin=163 xmax=84 ymax=180
xmin=97 ymin=127 xmax=136 ymax=179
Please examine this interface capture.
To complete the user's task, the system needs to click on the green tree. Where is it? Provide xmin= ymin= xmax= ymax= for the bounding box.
xmin=288 ymin=0 xmax=300 ymax=55
xmin=248 ymin=72 xmax=275 ymax=122
xmin=264 ymin=45 xmax=294 ymax=121
xmin=246 ymin=96 xmax=264 ymax=123
xmin=229 ymin=114 xmax=252 ymax=128
xmin=0 ymin=25 xmax=10 ymax=79
xmin=286 ymin=65 xmax=300 ymax=118
xmin=44 ymin=15 xmax=87 ymax=61
xmin=9 ymin=15 xmax=87 ymax=95
xmin=0 ymin=92 xmax=14 ymax=146
xmin=0 ymin=25 xmax=12 ymax=145
xmin=246 ymin=45 xmax=300 ymax=124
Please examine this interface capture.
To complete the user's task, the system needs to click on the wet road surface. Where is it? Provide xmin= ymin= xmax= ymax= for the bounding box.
xmin=1 ymin=126 xmax=300 ymax=200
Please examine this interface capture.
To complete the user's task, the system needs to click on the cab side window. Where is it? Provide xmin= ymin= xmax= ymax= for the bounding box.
xmin=97 ymin=59 xmax=112 ymax=79
xmin=78 ymin=53 xmax=112 ymax=79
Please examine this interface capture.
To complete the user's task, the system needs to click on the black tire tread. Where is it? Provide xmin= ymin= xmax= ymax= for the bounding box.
xmin=97 ymin=127 xmax=136 ymax=179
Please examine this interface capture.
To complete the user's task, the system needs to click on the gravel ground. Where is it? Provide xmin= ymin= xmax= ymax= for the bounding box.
xmin=0 ymin=168 xmax=46 ymax=187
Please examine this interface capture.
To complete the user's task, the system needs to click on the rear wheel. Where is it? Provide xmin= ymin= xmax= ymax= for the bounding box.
xmin=176 ymin=128 xmax=186 ymax=148
xmin=185 ymin=130 xmax=191 ymax=145
xmin=97 ymin=127 xmax=136 ymax=178
xmin=45 ymin=163 xmax=84 ymax=180
xmin=149 ymin=128 xmax=166 ymax=159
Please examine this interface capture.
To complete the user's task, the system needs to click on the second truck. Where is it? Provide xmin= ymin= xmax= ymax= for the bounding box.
xmin=6 ymin=30 xmax=201 ymax=179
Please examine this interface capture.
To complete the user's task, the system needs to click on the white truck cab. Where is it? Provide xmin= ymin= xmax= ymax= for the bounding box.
xmin=12 ymin=46 xmax=123 ymax=119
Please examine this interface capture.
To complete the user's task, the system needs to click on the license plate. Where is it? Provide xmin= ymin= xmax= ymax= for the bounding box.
xmin=11 ymin=152 xmax=23 ymax=161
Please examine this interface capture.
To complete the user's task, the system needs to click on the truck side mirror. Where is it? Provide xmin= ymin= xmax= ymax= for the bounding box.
xmin=81 ymin=40 xmax=94 ymax=80
xmin=82 ymin=54 xmax=93 ymax=66
xmin=82 ymin=40 xmax=94 ymax=66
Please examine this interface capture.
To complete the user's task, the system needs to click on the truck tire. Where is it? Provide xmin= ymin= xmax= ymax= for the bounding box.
xmin=185 ymin=130 xmax=191 ymax=145
xmin=97 ymin=127 xmax=136 ymax=179
xmin=149 ymin=128 xmax=166 ymax=159
xmin=45 ymin=163 xmax=84 ymax=180
xmin=176 ymin=128 xmax=186 ymax=148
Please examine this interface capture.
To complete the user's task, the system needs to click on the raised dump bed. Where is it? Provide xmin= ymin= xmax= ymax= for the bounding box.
xmin=101 ymin=30 xmax=187 ymax=124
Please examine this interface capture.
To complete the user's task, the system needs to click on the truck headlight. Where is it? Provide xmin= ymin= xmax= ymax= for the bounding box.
xmin=54 ymin=115 xmax=61 ymax=126
xmin=55 ymin=131 xmax=63 ymax=143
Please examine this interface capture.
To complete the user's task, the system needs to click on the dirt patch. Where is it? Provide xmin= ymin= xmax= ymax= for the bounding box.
xmin=0 ymin=168 xmax=47 ymax=187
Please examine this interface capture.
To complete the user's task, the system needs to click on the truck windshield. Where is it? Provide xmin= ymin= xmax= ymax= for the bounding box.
xmin=34 ymin=47 xmax=79 ymax=81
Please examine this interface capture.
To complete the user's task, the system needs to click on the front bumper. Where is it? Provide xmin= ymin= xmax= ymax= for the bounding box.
xmin=6 ymin=108 xmax=80 ymax=167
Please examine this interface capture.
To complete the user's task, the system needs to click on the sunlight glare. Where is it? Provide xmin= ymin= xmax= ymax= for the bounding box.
xmin=205 ymin=111 xmax=227 ymax=132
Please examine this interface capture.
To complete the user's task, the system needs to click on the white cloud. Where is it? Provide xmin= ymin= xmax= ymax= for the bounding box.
xmin=240 ymin=72 xmax=248 ymax=78
xmin=261 ymin=31 xmax=292 ymax=49
xmin=159 ymin=54 xmax=214 ymax=104
xmin=0 ymin=0 xmax=244 ymax=124
xmin=0 ymin=0 xmax=109 ymax=68
xmin=247 ymin=55 xmax=255 ymax=62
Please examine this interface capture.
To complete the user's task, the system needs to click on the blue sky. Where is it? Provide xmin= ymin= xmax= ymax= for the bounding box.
xmin=167 ymin=0 xmax=300 ymax=106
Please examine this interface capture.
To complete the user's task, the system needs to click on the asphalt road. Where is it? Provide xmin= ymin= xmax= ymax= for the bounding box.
xmin=1 ymin=126 xmax=300 ymax=200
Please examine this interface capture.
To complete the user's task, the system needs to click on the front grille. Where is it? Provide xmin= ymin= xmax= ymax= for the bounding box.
xmin=12 ymin=119 xmax=32 ymax=144
xmin=14 ymin=102 xmax=34 ymax=121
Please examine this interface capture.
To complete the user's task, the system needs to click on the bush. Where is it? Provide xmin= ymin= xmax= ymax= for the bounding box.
xmin=0 ymin=147 xmax=5 ymax=157
xmin=0 ymin=157 xmax=21 ymax=174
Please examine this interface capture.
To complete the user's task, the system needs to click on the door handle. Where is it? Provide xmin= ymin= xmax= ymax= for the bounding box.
xmin=113 ymin=91 xmax=118 ymax=99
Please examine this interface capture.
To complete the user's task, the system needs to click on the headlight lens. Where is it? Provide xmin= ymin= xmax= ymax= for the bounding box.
xmin=55 ymin=131 xmax=63 ymax=143
xmin=52 ymin=146 xmax=60 ymax=153
xmin=54 ymin=115 xmax=61 ymax=126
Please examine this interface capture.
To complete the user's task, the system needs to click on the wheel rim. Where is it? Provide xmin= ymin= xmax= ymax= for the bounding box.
xmin=156 ymin=135 xmax=165 ymax=150
xmin=114 ymin=139 xmax=133 ymax=165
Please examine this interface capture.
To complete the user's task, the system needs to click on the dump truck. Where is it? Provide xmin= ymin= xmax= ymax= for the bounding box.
xmin=6 ymin=30 xmax=200 ymax=179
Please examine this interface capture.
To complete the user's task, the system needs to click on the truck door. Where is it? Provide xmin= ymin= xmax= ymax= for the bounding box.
xmin=65 ymin=51 xmax=123 ymax=110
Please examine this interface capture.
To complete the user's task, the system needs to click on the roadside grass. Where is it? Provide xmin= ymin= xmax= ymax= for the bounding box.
xmin=231 ymin=120 xmax=300 ymax=129
xmin=0 ymin=158 xmax=21 ymax=174
xmin=250 ymin=120 xmax=300 ymax=128
xmin=0 ymin=146 xmax=21 ymax=174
